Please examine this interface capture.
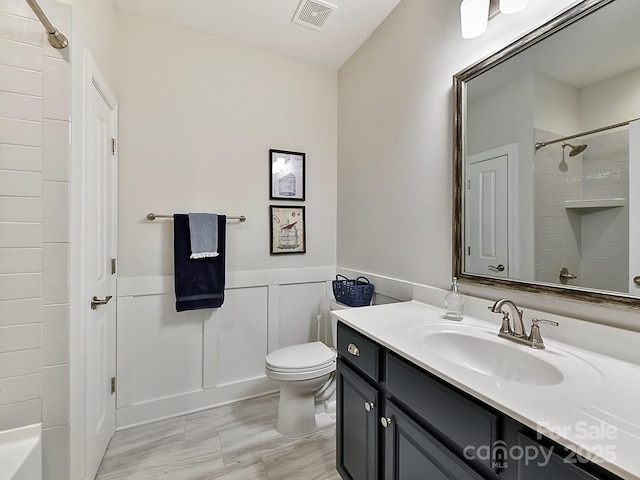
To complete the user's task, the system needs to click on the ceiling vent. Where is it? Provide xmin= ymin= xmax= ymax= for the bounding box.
xmin=292 ymin=0 xmax=336 ymax=31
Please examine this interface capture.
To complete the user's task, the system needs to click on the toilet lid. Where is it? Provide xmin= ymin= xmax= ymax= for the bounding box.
xmin=266 ymin=342 xmax=336 ymax=372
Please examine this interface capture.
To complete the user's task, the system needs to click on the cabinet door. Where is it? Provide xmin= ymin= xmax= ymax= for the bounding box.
xmin=383 ymin=402 xmax=486 ymax=480
xmin=386 ymin=353 xmax=498 ymax=474
xmin=337 ymin=361 xmax=379 ymax=480
xmin=517 ymin=433 xmax=611 ymax=480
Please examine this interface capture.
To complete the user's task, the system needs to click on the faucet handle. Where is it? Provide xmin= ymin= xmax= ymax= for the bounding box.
xmin=532 ymin=318 xmax=559 ymax=327
xmin=498 ymin=312 xmax=512 ymax=335
xmin=529 ymin=318 xmax=559 ymax=349
xmin=488 ymin=302 xmax=513 ymax=334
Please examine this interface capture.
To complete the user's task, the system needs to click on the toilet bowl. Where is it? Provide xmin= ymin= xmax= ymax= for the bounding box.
xmin=265 ymin=300 xmax=348 ymax=438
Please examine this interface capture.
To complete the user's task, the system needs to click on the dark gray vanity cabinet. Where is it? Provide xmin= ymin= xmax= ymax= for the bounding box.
xmin=336 ymin=323 xmax=488 ymax=480
xmin=336 ymin=322 xmax=623 ymax=480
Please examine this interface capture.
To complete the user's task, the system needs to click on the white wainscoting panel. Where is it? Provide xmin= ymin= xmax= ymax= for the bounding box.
xmin=278 ymin=282 xmax=328 ymax=348
xmin=121 ymin=293 xmax=206 ymax=406
xmin=213 ymin=286 xmax=268 ymax=387
xmin=116 ymin=296 xmax=133 ymax=409
xmin=115 ymin=267 xmax=335 ymax=428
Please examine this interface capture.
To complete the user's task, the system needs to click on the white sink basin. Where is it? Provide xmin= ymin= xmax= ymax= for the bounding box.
xmin=423 ymin=331 xmax=563 ymax=385
xmin=411 ymin=323 xmax=602 ymax=389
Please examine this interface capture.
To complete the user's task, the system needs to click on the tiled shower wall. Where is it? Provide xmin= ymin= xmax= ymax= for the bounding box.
xmin=0 ymin=1 xmax=70 ymax=478
xmin=534 ymin=128 xmax=629 ymax=292
xmin=580 ymin=129 xmax=629 ymax=292
xmin=534 ymin=129 xmax=583 ymax=284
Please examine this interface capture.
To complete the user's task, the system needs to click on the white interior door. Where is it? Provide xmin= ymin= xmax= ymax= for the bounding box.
xmin=84 ymin=53 xmax=118 ymax=480
xmin=629 ymin=120 xmax=640 ymax=294
xmin=465 ymin=144 xmax=518 ymax=278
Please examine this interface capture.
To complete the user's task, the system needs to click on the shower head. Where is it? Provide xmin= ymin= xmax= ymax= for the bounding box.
xmin=562 ymin=142 xmax=587 ymax=156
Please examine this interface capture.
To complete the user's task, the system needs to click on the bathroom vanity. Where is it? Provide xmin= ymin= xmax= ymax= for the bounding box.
xmin=334 ymin=301 xmax=638 ymax=480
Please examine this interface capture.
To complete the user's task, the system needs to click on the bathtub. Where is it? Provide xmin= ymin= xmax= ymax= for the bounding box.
xmin=0 ymin=424 xmax=41 ymax=480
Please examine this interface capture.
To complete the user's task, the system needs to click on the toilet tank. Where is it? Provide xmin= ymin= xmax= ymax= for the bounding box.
xmin=328 ymin=299 xmax=350 ymax=348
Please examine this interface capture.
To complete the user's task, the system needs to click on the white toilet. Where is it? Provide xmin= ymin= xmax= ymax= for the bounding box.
xmin=265 ymin=300 xmax=348 ymax=438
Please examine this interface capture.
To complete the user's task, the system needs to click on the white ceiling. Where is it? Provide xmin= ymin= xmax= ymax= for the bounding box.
xmin=112 ymin=0 xmax=402 ymax=70
xmin=468 ymin=0 xmax=640 ymax=98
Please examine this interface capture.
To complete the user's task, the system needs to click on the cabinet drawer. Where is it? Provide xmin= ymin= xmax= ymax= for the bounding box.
xmin=386 ymin=353 xmax=498 ymax=473
xmin=337 ymin=323 xmax=380 ymax=382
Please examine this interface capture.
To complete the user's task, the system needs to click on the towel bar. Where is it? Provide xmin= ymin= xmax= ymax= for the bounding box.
xmin=146 ymin=213 xmax=246 ymax=222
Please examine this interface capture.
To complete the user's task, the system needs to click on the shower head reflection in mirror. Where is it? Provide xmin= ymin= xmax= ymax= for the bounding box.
xmin=562 ymin=143 xmax=588 ymax=157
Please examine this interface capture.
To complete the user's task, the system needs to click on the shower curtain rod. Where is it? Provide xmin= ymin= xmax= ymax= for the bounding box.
xmin=25 ymin=0 xmax=68 ymax=49
xmin=534 ymin=117 xmax=638 ymax=150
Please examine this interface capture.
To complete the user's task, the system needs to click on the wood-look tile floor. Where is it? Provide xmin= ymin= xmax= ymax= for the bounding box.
xmin=95 ymin=394 xmax=341 ymax=480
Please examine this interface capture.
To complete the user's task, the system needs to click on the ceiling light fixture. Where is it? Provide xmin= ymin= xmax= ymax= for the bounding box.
xmin=461 ymin=0 xmax=530 ymax=39
xmin=460 ymin=0 xmax=490 ymax=39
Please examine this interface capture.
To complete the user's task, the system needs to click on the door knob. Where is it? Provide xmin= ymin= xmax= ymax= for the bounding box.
xmin=380 ymin=417 xmax=392 ymax=428
xmin=488 ymin=264 xmax=505 ymax=272
xmin=91 ymin=295 xmax=112 ymax=310
xmin=634 ymin=276 xmax=640 ymax=286
xmin=364 ymin=402 xmax=374 ymax=412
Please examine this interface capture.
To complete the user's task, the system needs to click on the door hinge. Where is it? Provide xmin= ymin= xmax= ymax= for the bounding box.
xmin=468 ymin=246 xmax=471 ymax=255
xmin=111 ymin=258 xmax=116 ymax=275
xmin=111 ymin=377 xmax=116 ymax=395
xmin=467 ymin=179 xmax=471 ymax=190
xmin=111 ymin=138 xmax=116 ymax=155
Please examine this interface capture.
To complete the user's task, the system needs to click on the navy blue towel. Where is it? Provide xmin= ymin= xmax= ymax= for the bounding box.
xmin=173 ymin=213 xmax=226 ymax=312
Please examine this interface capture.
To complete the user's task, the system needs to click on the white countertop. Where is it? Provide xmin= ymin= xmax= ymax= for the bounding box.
xmin=333 ymin=300 xmax=640 ymax=480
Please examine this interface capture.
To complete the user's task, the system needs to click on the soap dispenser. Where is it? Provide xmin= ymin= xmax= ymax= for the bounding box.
xmin=444 ymin=277 xmax=464 ymax=320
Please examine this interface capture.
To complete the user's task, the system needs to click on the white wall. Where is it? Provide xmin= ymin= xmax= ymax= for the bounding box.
xmin=533 ymin=72 xmax=581 ymax=136
xmin=116 ymin=11 xmax=337 ymax=277
xmin=337 ymin=0 xmax=578 ymax=289
xmin=581 ymin=66 xmax=640 ymax=131
xmin=0 ymin=1 xmax=71 ymax=479
xmin=113 ymin=11 xmax=338 ymax=427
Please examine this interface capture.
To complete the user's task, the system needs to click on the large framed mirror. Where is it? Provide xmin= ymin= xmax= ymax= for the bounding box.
xmin=453 ymin=0 xmax=640 ymax=307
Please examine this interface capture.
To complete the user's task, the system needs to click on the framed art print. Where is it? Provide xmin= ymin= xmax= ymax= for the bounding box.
xmin=270 ymin=149 xmax=305 ymax=201
xmin=270 ymin=205 xmax=306 ymax=254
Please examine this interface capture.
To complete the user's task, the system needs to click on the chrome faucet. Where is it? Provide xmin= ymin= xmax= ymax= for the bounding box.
xmin=489 ymin=298 xmax=526 ymax=337
xmin=489 ymin=299 xmax=559 ymax=349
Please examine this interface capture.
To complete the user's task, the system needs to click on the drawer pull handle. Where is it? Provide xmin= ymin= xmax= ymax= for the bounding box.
xmin=347 ymin=343 xmax=360 ymax=357
xmin=380 ymin=417 xmax=392 ymax=428
xmin=364 ymin=402 xmax=374 ymax=412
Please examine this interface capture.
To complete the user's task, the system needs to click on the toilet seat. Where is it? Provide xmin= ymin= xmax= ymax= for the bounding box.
xmin=265 ymin=342 xmax=336 ymax=380
xmin=265 ymin=362 xmax=335 ymax=382
xmin=266 ymin=342 xmax=336 ymax=371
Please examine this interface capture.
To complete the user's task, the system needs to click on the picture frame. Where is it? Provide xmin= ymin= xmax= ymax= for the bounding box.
xmin=270 ymin=149 xmax=305 ymax=201
xmin=270 ymin=205 xmax=306 ymax=255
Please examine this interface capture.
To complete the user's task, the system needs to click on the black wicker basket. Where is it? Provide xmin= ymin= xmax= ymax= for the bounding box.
xmin=332 ymin=274 xmax=374 ymax=307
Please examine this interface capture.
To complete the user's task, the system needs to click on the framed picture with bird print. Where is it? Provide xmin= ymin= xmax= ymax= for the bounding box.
xmin=270 ymin=205 xmax=306 ymax=254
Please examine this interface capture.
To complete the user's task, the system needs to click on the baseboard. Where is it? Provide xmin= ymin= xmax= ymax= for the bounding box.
xmin=116 ymin=376 xmax=276 ymax=429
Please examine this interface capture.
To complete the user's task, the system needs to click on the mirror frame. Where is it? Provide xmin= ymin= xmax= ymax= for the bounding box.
xmin=452 ymin=0 xmax=640 ymax=308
